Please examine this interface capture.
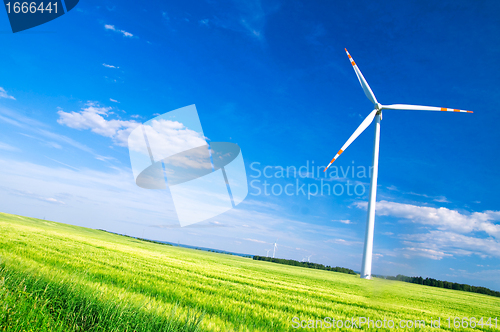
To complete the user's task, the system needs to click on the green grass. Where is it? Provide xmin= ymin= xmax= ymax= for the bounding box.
xmin=1 ymin=212 xmax=499 ymax=331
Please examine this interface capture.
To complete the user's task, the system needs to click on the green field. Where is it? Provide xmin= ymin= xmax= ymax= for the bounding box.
xmin=1 ymin=212 xmax=499 ymax=331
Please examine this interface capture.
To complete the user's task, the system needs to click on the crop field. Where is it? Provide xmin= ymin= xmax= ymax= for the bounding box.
xmin=1 ymin=212 xmax=499 ymax=331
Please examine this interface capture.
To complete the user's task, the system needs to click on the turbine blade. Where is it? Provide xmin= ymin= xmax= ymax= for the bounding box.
xmin=345 ymin=48 xmax=378 ymax=105
xmin=382 ymin=104 xmax=472 ymax=113
xmin=324 ymin=109 xmax=378 ymax=171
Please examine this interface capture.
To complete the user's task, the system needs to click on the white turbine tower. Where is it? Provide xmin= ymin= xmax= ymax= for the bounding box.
xmin=324 ymin=49 xmax=472 ymax=280
xmin=272 ymin=239 xmax=278 ymax=258
xmin=265 ymin=249 xmax=271 ymax=257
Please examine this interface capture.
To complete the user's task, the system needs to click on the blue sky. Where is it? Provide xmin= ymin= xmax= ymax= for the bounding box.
xmin=1 ymin=0 xmax=500 ymax=290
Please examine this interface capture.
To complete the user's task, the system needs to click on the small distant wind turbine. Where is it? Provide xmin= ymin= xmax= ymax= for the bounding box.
xmin=307 ymin=254 xmax=313 ymax=263
xmin=265 ymin=249 xmax=271 ymax=257
xmin=272 ymin=239 xmax=278 ymax=258
xmin=324 ymin=49 xmax=472 ymax=280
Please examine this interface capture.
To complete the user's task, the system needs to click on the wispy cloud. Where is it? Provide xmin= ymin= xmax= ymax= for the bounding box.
xmin=19 ymin=133 xmax=61 ymax=149
xmin=0 ymin=142 xmax=19 ymax=152
xmin=305 ymin=24 xmax=326 ymax=46
xmin=0 ymin=106 xmax=94 ymax=154
xmin=200 ymin=0 xmax=279 ymax=41
xmin=103 ymin=63 xmax=119 ymax=69
xmin=8 ymin=187 xmax=65 ymax=205
xmin=332 ymin=219 xmax=352 ymax=225
xmin=0 ymin=87 xmax=15 ymax=100
xmin=38 ymin=129 xmax=94 ymax=153
xmin=407 ymin=191 xmax=450 ymax=203
xmin=109 ymin=98 xmax=120 ymax=103
xmin=104 ymin=24 xmax=135 ymax=38
xmin=0 ymin=106 xmax=48 ymax=129
xmin=45 ymin=156 xmax=80 ymax=171
xmin=385 ymin=186 xmax=450 ymax=203
xmin=447 ymin=268 xmax=500 ymax=283
xmin=0 ymin=158 xmax=176 ymax=229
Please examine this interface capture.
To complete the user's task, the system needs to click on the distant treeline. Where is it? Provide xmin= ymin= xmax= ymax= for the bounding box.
xmin=97 ymin=229 xmax=173 ymax=246
xmin=380 ymin=274 xmax=500 ymax=298
xmin=253 ymin=256 xmax=356 ymax=275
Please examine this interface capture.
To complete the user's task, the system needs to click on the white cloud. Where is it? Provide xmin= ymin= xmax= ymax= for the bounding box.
xmin=109 ymin=98 xmax=120 ymax=103
xmin=354 ymin=200 xmax=500 ymax=261
xmin=433 ymin=196 xmax=450 ymax=203
xmin=103 ymin=64 xmax=119 ymax=69
xmin=57 ymin=102 xmax=139 ymax=147
xmin=45 ymin=197 xmax=65 ymax=204
xmin=400 ymin=231 xmax=500 ymax=259
xmin=244 ymin=238 xmax=267 ymax=244
xmin=104 ymin=24 xmax=134 ymax=38
xmin=354 ymin=200 xmax=500 ymax=239
xmin=332 ymin=219 xmax=352 ymax=225
xmin=133 ymin=119 xmax=207 ymax=159
xmin=398 ymin=247 xmax=453 ymax=260
xmin=57 ymin=104 xmax=209 ymax=172
xmin=0 ymin=87 xmax=15 ymax=100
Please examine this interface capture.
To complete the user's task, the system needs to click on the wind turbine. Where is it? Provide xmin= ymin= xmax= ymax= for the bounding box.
xmin=324 ymin=49 xmax=472 ymax=280
xmin=307 ymin=254 xmax=313 ymax=263
xmin=265 ymin=249 xmax=271 ymax=257
xmin=272 ymin=239 xmax=278 ymax=258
